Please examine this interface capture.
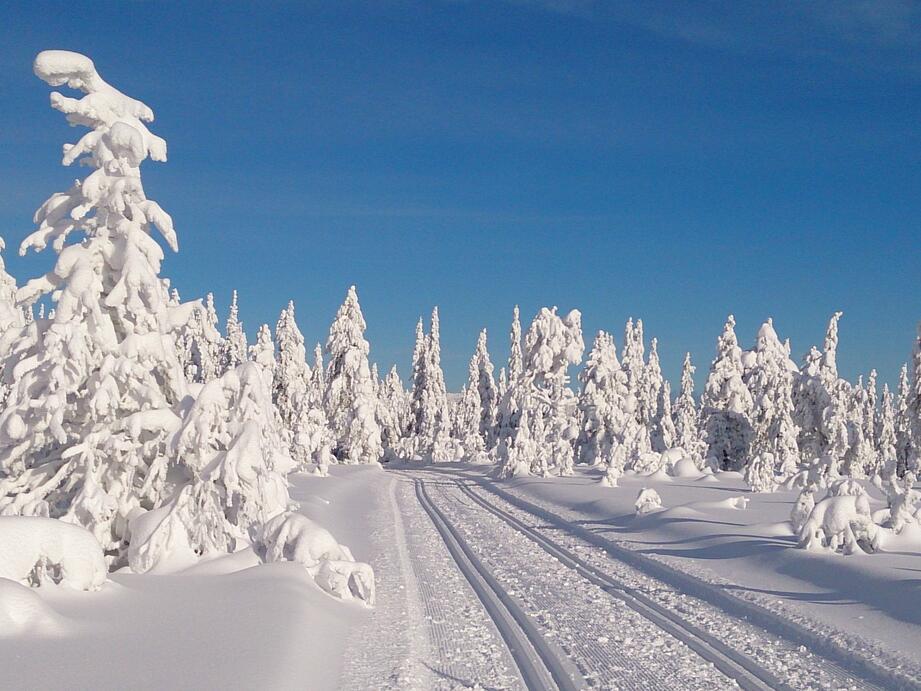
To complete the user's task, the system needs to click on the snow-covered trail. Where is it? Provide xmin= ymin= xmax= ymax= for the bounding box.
xmin=392 ymin=466 xmax=914 ymax=690
xmin=334 ymin=471 xmax=524 ymax=690
xmin=457 ymin=474 xmax=919 ymax=690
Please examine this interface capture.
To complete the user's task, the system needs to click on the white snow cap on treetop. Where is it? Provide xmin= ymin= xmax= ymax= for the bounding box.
xmin=33 ymin=49 xmax=166 ymax=163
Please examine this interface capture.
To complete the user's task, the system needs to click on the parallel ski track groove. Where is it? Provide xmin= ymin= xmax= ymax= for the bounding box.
xmin=454 ymin=479 xmax=781 ymax=691
xmin=413 ymin=478 xmax=584 ymax=691
xmin=467 ymin=474 xmax=914 ymax=690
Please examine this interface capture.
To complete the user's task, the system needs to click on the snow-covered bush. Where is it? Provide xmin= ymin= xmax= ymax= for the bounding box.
xmin=634 ymin=488 xmax=663 ymax=516
xmin=790 ymin=489 xmax=816 ymax=534
xmin=798 ymin=492 xmax=880 ymax=555
xmin=128 ymin=363 xmax=294 ymax=573
xmin=0 ymin=516 xmax=106 ymax=590
xmin=256 ymin=511 xmax=375 ymax=605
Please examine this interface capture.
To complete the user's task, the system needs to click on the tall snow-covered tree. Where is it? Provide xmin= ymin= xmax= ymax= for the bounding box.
xmin=0 ymin=239 xmax=23 ymax=407
xmin=744 ymin=319 xmax=800 ymax=489
xmin=272 ymin=301 xmax=309 ymax=434
xmin=877 ymin=384 xmax=898 ymax=481
xmin=498 ymin=307 xmax=583 ymax=478
xmin=700 ymin=315 xmax=753 ymax=470
xmin=324 ymin=286 xmax=382 ymax=464
xmin=652 ymin=380 xmax=676 ymax=452
xmin=0 ymin=51 xmax=292 ymax=571
xmin=407 ymin=308 xmax=449 ymax=460
xmin=793 ymin=312 xmax=852 ymax=478
xmin=495 ymin=306 xmax=524 ymax=446
xmin=577 ymin=331 xmax=626 ymax=466
xmin=896 ymin=363 xmax=912 ymax=475
xmin=307 ymin=342 xmax=325 ymax=408
xmin=456 ymin=353 xmax=488 ymax=463
xmin=907 ymin=323 xmax=921 ymax=473
xmin=673 ymin=352 xmax=706 ymax=465
xmin=250 ymin=324 xmax=275 ymax=381
xmin=472 ymin=329 xmax=498 ymax=446
xmin=379 ymin=365 xmax=408 ymax=453
xmin=641 ymin=336 xmax=665 ymax=435
xmin=220 ymin=290 xmax=248 ymax=374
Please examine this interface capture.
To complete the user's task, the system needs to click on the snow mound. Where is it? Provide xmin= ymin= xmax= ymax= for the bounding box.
xmin=0 ymin=516 xmax=106 ymax=590
xmin=670 ymin=457 xmax=704 ymax=478
xmin=0 ymin=578 xmax=63 ymax=635
xmin=256 ymin=511 xmax=375 ymax=605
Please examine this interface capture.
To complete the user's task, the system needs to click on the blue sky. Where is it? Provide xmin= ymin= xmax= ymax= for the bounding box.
xmin=0 ymin=1 xmax=918 ymax=390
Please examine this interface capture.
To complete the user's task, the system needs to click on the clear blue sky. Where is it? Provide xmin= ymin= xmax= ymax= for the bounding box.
xmin=1 ymin=1 xmax=918 ymax=391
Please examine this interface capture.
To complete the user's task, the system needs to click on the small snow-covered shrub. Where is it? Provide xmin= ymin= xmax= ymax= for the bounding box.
xmin=0 ymin=516 xmax=106 ymax=590
xmin=630 ymin=450 xmax=664 ymax=475
xmin=635 ymin=488 xmax=662 ymax=516
xmin=886 ymin=472 xmax=921 ymax=533
xmin=798 ymin=493 xmax=879 ymax=555
xmin=256 ymin=511 xmax=375 ymax=605
xmin=790 ymin=488 xmax=816 ymax=534
xmin=744 ymin=452 xmax=776 ymax=493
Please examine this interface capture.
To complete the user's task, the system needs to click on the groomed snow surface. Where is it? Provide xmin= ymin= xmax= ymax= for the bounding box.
xmin=4 ymin=463 xmax=921 ymax=690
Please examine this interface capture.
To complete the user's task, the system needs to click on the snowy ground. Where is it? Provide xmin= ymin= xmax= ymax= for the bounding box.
xmin=4 ymin=463 xmax=921 ymax=690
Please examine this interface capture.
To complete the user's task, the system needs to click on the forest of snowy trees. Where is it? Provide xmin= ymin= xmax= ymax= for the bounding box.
xmin=1 ymin=48 xmax=920 ymax=598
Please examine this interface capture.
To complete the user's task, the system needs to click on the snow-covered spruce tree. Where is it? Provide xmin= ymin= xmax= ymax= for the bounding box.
xmin=908 ymin=323 xmax=921 ymax=473
xmin=408 ymin=317 xmax=428 ymax=444
xmin=876 ymin=384 xmax=898 ymax=482
xmin=673 ymin=352 xmax=706 ymax=466
xmin=744 ymin=319 xmax=801 ymax=489
xmin=843 ymin=376 xmax=875 ymax=479
xmin=250 ymin=324 xmax=275 ymax=380
xmin=497 ymin=307 xmax=583 ymax=478
xmin=621 ymin=318 xmax=645 ymax=402
xmin=793 ymin=312 xmax=853 ymax=480
xmin=896 ymin=363 xmax=912 ymax=476
xmin=407 ymin=308 xmax=450 ymax=460
xmin=272 ymin=301 xmax=309 ymax=436
xmin=307 ymin=342 xmax=325 ymax=408
xmin=324 ymin=286 xmax=382 ymax=464
xmin=219 ymin=290 xmax=248 ymax=374
xmin=379 ymin=365 xmax=408 ymax=455
xmin=456 ymin=354 xmax=488 ymax=463
xmin=576 ymin=331 xmax=627 ymax=466
xmin=495 ymin=305 xmax=524 ymax=447
xmin=0 ymin=239 xmax=23 ymax=408
xmin=700 ymin=315 xmax=753 ymax=471
xmin=652 ymin=380 xmax=676 ymax=453
xmin=0 ymin=50 xmax=246 ymax=566
xmin=471 ymin=330 xmax=498 ymax=446
xmin=175 ymin=291 xmax=220 ymax=384
xmin=642 ymin=337 xmax=666 ymax=444
xmin=0 ymin=239 xmax=21 ymax=335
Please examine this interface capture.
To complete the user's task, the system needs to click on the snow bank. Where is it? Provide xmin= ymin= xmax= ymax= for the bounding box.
xmin=0 ymin=578 xmax=63 ymax=635
xmin=0 ymin=516 xmax=106 ymax=590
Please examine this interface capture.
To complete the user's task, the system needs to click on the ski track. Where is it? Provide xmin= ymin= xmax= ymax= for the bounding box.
xmin=420 ymin=477 xmax=739 ymax=690
xmin=340 ymin=475 xmax=522 ymax=691
xmin=414 ymin=477 xmax=584 ymax=691
xmin=445 ymin=469 xmax=916 ymax=691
